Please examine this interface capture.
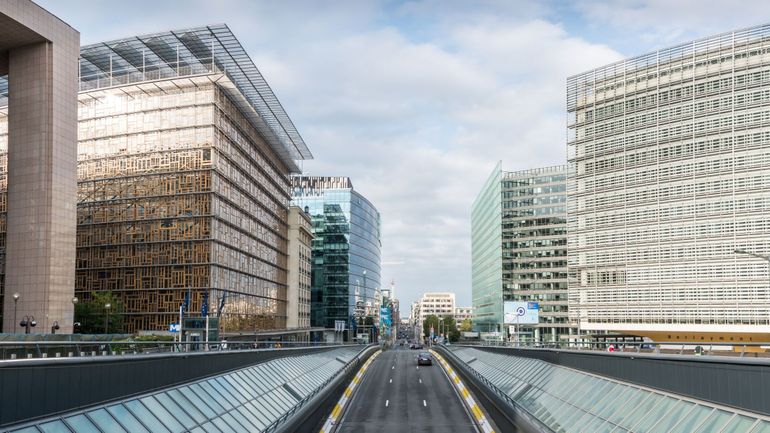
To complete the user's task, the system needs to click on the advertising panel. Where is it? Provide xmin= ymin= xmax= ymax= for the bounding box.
xmin=504 ymin=301 xmax=539 ymax=325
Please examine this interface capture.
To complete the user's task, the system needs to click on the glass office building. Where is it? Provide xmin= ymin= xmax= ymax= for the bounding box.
xmin=472 ymin=163 xmax=572 ymax=342
xmin=567 ymin=24 xmax=770 ymax=341
xmin=291 ymin=176 xmax=381 ymax=341
xmin=0 ymin=25 xmax=311 ymax=334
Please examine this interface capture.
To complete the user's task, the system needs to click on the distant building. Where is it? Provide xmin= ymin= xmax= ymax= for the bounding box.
xmin=567 ymin=24 xmax=770 ymax=342
xmin=414 ymin=292 xmax=456 ymax=325
xmin=454 ymin=306 xmax=473 ymax=325
xmin=472 ymin=163 xmax=574 ymax=342
xmin=291 ymin=176 xmax=381 ymax=341
xmin=287 ymin=206 xmax=313 ymax=333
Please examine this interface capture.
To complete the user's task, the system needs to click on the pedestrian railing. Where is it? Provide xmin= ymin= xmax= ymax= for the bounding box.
xmin=0 ymin=340 xmax=349 ymax=361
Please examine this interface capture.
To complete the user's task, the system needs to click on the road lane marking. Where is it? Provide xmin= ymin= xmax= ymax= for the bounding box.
xmin=389 ymin=378 xmax=392 ymax=383
xmin=319 ymin=350 xmax=381 ymax=433
xmin=386 ymin=400 xmax=389 ymax=407
xmin=423 ymin=400 xmax=427 ymax=407
xmin=431 ymin=350 xmax=495 ymax=433
xmin=419 ymin=378 xmax=422 ymax=383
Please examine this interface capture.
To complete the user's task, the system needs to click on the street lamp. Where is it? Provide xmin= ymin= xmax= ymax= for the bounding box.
xmin=19 ymin=315 xmax=36 ymax=334
xmin=104 ymin=302 xmax=111 ymax=334
xmin=71 ymin=297 xmax=79 ymax=334
xmin=735 ymin=249 xmax=770 ymax=323
xmin=12 ymin=292 xmax=19 ymax=334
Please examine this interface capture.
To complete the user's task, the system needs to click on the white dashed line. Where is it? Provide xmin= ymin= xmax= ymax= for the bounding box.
xmin=423 ymin=400 xmax=427 ymax=407
xmin=419 ymin=378 xmax=422 ymax=383
xmin=392 ymin=365 xmax=395 ymax=370
xmin=389 ymin=378 xmax=392 ymax=383
xmin=386 ymin=400 xmax=389 ymax=407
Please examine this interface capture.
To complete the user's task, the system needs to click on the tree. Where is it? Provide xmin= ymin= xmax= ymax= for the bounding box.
xmin=441 ymin=315 xmax=461 ymax=342
xmin=460 ymin=318 xmax=473 ymax=332
xmin=422 ymin=314 xmax=439 ymax=339
xmin=74 ymin=291 xmax=124 ymax=334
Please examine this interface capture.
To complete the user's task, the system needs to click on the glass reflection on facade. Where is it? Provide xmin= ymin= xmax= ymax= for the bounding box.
xmin=291 ymin=177 xmax=382 ymax=341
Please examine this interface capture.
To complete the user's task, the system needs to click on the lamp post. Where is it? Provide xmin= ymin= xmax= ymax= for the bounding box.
xmin=12 ymin=292 xmax=19 ymax=334
xmin=104 ymin=302 xmax=111 ymax=334
xmin=71 ymin=297 xmax=79 ymax=334
xmin=19 ymin=315 xmax=36 ymax=334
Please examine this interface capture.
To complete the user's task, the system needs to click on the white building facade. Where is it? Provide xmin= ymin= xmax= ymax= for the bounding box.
xmin=567 ymin=25 xmax=770 ymax=342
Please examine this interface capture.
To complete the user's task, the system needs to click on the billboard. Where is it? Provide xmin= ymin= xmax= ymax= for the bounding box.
xmin=504 ymin=301 xmax=539 ymax=325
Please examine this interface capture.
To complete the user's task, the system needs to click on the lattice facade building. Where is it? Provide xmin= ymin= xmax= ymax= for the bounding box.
xmin=567 ymin=25 xmax=770 ymax=341
xmin=0 ymin=25 xmax=311 ymax=334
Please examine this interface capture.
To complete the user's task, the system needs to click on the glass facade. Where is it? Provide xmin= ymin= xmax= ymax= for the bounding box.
xmin=449 ymin=346 xmax=770 ymax=433
xmin=471 ymin=162 xmax=503 ymax=336
xmin=472 ymin=163 xmax=573 ymax=342
xmin=0 ymin=26 xmax=311 ymax=334
xmin=567 ymin=24 xmax=770 ymax=339
xmin=5 ymin=346 xmax=365 ymax=433
xmin=291 ymin=177 xmax=381 ymax=340
xmin=502 ymin=165 xmax=571 ymax=343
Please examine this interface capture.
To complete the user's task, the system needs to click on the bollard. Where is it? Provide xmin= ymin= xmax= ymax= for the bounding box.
xmin=10 ymin=354 xmax=16 ymax=360
xmin=55 ymin=352 xmax=61 ymax=358
xmin=27 ymin=354 xmax=33 ymax=359
xmin=68 ymin=352 xmax=74 ymax=357
xmin=91 ymin=351 xmax=96 ymax=356
xmin=42 ymin=353 xmax=48 ymax=358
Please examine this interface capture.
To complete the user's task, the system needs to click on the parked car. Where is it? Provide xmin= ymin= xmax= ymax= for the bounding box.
xmin=417 ymin=352 xmax=432 ymax=366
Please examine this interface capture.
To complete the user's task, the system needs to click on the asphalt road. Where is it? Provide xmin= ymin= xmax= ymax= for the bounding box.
xmin=336 ymin=345 xmax=478 ymax=433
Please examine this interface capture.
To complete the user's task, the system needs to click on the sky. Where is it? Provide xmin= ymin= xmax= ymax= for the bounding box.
xmin=36 ymin=0 xmax=770 ymax=311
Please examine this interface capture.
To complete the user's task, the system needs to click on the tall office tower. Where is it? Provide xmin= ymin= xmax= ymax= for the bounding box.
xmin=567 ymin=25 xmax=770 ymax=342
xmin=291 ymin=176 xmax=381 ymax=341
xmin=472 ymin=162 xmax=572 ymax=342
xmin=287 ymin=206 xmax=313 ymax=333
xmin=73 ymin=25 xmax=312 ymax=333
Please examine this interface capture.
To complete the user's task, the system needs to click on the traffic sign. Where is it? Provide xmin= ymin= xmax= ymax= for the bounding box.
xmin=169 ymin=323 xmax=181 ymax=333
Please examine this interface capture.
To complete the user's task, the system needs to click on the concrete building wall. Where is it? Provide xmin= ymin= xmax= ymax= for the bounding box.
xmin=0 ymin=0 xmax=79 ymax=334
xmin=287 ymin=206 xmax=312 ymax=329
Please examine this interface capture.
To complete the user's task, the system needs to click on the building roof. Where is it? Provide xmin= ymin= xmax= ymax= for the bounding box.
xmin=1 ymin=24 xmax=311 ymax=171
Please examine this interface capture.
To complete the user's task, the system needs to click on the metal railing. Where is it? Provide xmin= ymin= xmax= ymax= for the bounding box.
xmin=465 ymin=339 xmax=770 ymax=358
xmin=262 ymin=344 xmax=377 ymax=433
xmin=0 ymin=340 xmax=348 ymax=361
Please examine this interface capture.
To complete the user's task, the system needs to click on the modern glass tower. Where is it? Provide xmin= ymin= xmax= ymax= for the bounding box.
xmin=567 ymin=24 xmax=770 ymax=342
xmin=291 ymin=176 xmax=381 ymax=341
xmin=472 ymin=162 xmax=572 ymax=342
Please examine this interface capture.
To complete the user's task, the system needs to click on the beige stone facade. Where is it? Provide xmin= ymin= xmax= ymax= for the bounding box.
xmin=0 ymin=0 xmax=79 ymax=334
xmin=287 ymin=206 xmax=312 ymax=330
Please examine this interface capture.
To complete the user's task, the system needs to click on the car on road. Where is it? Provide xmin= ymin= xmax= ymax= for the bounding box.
xmin=417 ymin=352 xmax=432 ymax=366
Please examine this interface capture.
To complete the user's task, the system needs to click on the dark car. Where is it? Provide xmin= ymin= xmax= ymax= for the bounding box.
xmin=417 ymin=352 xmax=432 ymax=366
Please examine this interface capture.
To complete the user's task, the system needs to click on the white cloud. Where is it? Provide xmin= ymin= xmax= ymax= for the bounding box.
xmin=36 ymin=0 xmax=624 ymax=311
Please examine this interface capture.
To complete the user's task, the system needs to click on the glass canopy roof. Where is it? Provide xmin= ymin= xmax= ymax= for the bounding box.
xmin=448 ymin=346 xmax=770 ymax=433
xmin=0 ymin=24 xmax=311 ymax=172
xmin=5 ymin=346 xmax=363 ymax=433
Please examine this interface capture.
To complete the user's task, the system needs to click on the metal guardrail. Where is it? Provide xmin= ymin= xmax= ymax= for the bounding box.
xmin=262 ymin=344 xmax=377 ymax=433
xmin=437 ymin=346 xmax=552 ymax=432
xmin=0 ymin=340 xmax=352 ymax=360
xmin=465 ymin=339 xmax=770 ymax=358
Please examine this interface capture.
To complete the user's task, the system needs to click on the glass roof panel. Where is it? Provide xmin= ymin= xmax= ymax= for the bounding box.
xmin=62 ymin=414 xmax=99 ymax=433
xmin=694 ymin=410 xmax=738 ymax=433
xmin=106 ymin=404 xmax=150 ymax=433
xmin=722 ymin=416 xmax=759 ymax=433
xmin=86 ymin=408 xmax=128 ymax=433
xmin=667 ymin=405 xmax=714 ymax=433
xmin=38 ymin=421 xmax=73 ymax=433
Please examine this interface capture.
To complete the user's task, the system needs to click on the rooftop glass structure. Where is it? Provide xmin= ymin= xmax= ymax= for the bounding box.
xmin=5 ymin=346 xmax=365 ymax=433
xmin=1 ymin=24 xmax=311 ymax=172
xmin=449 ymin=346 xmax=770 ymax=433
